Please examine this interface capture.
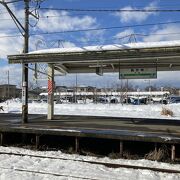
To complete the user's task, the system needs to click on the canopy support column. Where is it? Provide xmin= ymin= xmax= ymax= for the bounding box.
xmin=47 ymin=64 xmax=54 ymax=120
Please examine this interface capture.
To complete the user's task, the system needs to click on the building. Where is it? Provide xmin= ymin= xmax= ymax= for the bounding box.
xmin=0 ymin=84 xmax=17 ymax=100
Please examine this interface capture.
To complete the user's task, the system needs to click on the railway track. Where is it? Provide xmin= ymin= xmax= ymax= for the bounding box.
xmin=0 ymin=151 xmax=180 ymax=175
xmin=0 ymin=166 xmax=97 ymax=180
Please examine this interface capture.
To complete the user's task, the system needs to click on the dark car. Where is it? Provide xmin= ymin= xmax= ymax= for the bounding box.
xmin=168 ymin=96 xmax=180 ymax=103
xmin=95 ymin=97 xmax=108 ymax=103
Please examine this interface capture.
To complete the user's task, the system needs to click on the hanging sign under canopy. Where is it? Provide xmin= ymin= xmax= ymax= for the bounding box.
xmin=119 ymin=67 xmax=157 ymax=79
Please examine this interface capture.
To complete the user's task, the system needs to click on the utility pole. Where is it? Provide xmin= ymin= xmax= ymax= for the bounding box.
xmin=0 ymin=0 xmax=39 ymax=123
xmin=22 ymin=0 xmax=29 ymax=123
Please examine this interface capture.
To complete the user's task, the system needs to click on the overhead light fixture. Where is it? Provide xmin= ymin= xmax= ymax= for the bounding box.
xmin=89 ymin=65 xmax=107 ymax=68
xmin=96 ymin=66 xmax=103 ymax=76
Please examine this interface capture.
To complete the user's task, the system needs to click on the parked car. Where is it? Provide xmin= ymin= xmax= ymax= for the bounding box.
xmin=168 ymin=96 xmax=180 ymax=103
xmin=152 ymin=97 xmax=167 ymax=104
xmin=123 ymin=97 xmax=132 ymax=104
xmin=95 ymin=97 xmax=108 ymax=103
xmin=127 ymin=97 xmax=148 ymax=105
xmin=110 ymin=97 xmax=118 ymax=103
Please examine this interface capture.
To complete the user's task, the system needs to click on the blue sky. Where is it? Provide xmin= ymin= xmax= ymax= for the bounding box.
xmin=0 ymin=0 xmax=180 ymax=88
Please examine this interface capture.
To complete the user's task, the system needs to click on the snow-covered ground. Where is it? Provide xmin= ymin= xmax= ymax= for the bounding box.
xmin=0 ymin=146 xmax=179 ymax=180
xmin=0 ymin=100 xmax=180 ymax=179
xmin=1 ymin=100 xmax=180 ymax=119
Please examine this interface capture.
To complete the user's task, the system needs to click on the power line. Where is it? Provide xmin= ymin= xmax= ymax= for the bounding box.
xmin=0 ymin=13 xmax=87 ymax=21
xmin=40 ymin=7 xmax=180 ymax=13
xmin=81 ymin=3 xmax=180 ymax=9
xmin=5 ymin=0 xmax=24 ymax=4
xmin=0 ymin=10 xmax=9 ymax=14
xmin=40 ymin=13 xmax=88 ymax=18
xmin=1 ymin=20 xmax=180 ymax=39
xmin=92 ymin=32 xmax=180 ymax=44
xmin=2 ymin=18 xmax=180 ymax=33
xmin=47 ymin=32 xmax=180 ymax=46
xmin=1 ymin=31 xmax=180 ymax=45
xmin=1 ymin=8 xmax=180 ymax=21
xmin=29 ymin=20 xmax=180 ymax=35
xmin=0 ymin=33 xmax=22 ymax=38
xmin=1 ymin=20 xmax=180 ymax=38
xmin=134 ymin=32 xmax=180 ymax=37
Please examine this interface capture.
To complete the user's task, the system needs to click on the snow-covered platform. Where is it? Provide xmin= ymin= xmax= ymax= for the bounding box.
xmin=0 ymin=113 xmax=180 ymax=144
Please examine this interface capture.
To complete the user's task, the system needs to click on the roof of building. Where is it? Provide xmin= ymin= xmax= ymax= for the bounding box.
xmin=28 ymin=40 xmax=180 ymax=54
xmin=0 ymin=84 xmax=16 ymax=87
xmin=8 ymin=40 xmax=180 ymax=74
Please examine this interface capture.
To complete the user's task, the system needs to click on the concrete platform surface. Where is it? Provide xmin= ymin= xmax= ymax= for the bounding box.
xmin=0 ymin=113 xmax=180 ymax=143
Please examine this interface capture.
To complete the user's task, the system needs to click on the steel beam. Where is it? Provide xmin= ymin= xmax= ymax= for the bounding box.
xmin=54 ymin=64 xmax=69 ymax=74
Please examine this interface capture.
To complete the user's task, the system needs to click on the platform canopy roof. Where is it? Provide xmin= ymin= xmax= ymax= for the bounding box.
xmin=8 ymin=40 xmax=180 ymax=74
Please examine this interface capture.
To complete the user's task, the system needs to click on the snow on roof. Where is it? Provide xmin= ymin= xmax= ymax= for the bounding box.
xmin=29 ymin=40 xmax=180 ymax=54
xmin=39 ymin=91 xmax=170 ymax=96
xmin=127 ymin=91 xmax=170 ymax=96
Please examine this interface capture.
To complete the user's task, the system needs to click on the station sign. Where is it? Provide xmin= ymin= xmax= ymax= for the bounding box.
xmin=22 ymin=81 xmax=27 ymax=105
xmin=119 ymin=67 xmax=157 ymax=79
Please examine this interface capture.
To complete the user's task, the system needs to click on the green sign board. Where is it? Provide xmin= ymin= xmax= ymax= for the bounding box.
xmin=119 ymin=67 xmax=157 ymax=79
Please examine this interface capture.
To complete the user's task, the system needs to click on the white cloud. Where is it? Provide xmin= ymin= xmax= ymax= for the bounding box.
xmin=55 ymin=41 xmax=76 ymax=48
xmin=1 ymin=2 xmax=179 ymax=88
xmin=0 ymin=4 xmax=24 ymax=30
xmin=0 ymin=6 xmax=98 ymax=57
xmin=36 ymin=10 xmax=97 ymax=32
xmin=0 ymin=3 xmax=99 ymax=56
xmin=62 ymin=41 xmax=76 ymax=47
xmin=0 ymin=33 xmax=23 ymax=58
xmin=0 ymin=64 xmax=22 ymax=86
xmin=152 ymin=71 xmax=180 ymax=88
xmin=29 ymin=36 xmax=47 ymax=51
xmin=79 ymin=30 xmax=105 ymax=45
xmin=29 ymin=35 xmax=76 ymax=51
xmin=32 ymin=10 xmax=100 ymax=47
xmin=114 ymin=2 xmax=158 ymax=23
xmin=0 ymin=4 xmax=25 ymax=58
xmin=0 ymin=4 xmax=100 ymax=87
xmin=114 ymin=29 xmax=135 ymax=43
xmin=142 ymin=24 xmax=180 ymax=42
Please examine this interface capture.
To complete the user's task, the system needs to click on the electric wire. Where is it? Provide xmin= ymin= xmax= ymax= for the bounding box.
xmin=40 ymin=7 xmax=180 ymax=13
xmin=1 ymin=24 xmax=180 ymax=40
xmin=46 ymin=32 xmax=180 ymax=47
xmin=29 ymin=20 xmax=180 ymax=36
xmin=5 ymin=0 xmax=24 ymax=4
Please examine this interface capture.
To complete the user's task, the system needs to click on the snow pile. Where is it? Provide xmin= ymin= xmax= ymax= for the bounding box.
xmin=0 ymin=146 xmax=179 ymax=180
xmin=29 ymin=40 xmax=180 ymax=54
xmin=1 ymin=101 xmax=180 ymax=119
